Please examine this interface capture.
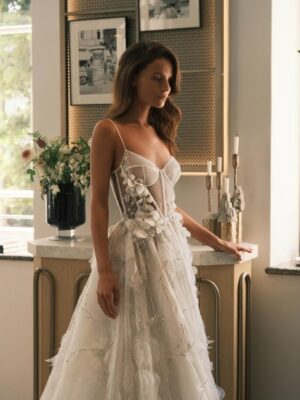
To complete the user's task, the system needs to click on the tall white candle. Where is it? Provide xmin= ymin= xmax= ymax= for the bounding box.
xmin=224 ymin=177 xmax=230 ymax=193
xmin=233 ymin=136 xmax=239 ymax=154
xmin=217 ymin=157 xmax=222 ymax=172
xmin=207 ymin=161 xmax=212 ymax=175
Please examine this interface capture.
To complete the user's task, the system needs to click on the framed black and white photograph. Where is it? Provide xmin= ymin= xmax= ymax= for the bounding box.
xmin=69 ymin=17 xmax=126 ymax=105
xmin=139 ymin=0 xmax=200 ymax=32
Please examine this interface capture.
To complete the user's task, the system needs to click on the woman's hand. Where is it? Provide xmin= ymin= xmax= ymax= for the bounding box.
xmin=96 ymin=271 xmax=120 ymax=319
xmin=174 ymin=206 xmax=253 ymax=261
xmin=214 ymin=240 xmax=253 ymax=261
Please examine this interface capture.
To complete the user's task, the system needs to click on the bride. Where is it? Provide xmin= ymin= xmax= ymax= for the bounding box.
xmin=40 ymin=40 xmax=252 ymax=400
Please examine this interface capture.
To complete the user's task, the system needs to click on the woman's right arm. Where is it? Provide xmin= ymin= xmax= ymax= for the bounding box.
xmin=90 ymin=119 xmax=115 ymax=274
xmin=90 ymin=120 xmax=120 ymax=319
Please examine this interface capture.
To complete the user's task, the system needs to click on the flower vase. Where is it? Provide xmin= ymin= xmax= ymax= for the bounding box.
xmin=46 ymin=182 xmax=85 ymax=240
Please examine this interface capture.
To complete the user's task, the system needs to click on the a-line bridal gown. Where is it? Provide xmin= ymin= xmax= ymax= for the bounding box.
xmin=40 ymin=119 xmax=225 ymax=400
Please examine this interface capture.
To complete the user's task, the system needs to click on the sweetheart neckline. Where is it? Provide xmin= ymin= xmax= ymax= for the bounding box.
xmin=112 ymin=149 xmax=177 ymax=173
xmin=126 ymin=149 xmax=174 ymax=171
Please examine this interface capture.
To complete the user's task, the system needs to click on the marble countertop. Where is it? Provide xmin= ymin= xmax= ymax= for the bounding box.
xmin=191 ymin=242 xmax=258 ymax=266
xmin=28 ymin=236 xmax=258 ymax=266
xmin=27 ymin=236 xmax=93 ymax=260
xmin=265 ymin=261 xmax=300 ymax=276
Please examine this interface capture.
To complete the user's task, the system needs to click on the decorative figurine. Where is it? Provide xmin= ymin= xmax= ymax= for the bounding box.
xmin=217 ymin=177 xmax=237 ymax=243
xmin=231 ymin=136 xmax=245 ymax=242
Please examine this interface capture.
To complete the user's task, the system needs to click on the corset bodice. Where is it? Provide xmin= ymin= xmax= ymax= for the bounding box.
xmin=110 ymin=148 xmax=181 ymax=222
xmin=106 ymin=119 xmax=182 ymax=238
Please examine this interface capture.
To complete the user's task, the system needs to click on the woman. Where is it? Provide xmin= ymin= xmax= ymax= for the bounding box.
xmin=41 ymin=40 xmax=252 ymax=399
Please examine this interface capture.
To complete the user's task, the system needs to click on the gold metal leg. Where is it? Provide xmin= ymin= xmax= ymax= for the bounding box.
xmin=33 ymin=267 xmax=55 ymax=400
xmin=197 ymin=277 xmax=221 ymax=385
xmin=237 ymin=272 xmax=251 ymax=400
xmin=73 ymin=271 xmax=90 ymax=310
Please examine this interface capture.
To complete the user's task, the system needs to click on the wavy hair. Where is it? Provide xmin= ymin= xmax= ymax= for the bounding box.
xmin=105 ymin=41 xmax=182 ymax=155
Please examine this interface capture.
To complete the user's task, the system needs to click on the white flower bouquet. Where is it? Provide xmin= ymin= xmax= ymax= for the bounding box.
xmin=22 ymin=131 xmax=90 ymax=199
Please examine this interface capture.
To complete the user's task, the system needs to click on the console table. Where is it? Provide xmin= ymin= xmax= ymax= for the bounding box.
xmin=28 ymin=237 xmax=258 ymax=400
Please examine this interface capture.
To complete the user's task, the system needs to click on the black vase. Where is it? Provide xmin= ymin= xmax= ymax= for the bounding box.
xmin=46 ymin=182 xmax=85 ymax=239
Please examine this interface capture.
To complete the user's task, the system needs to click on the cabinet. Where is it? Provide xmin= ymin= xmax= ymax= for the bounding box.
xmin=193 ymin=245 xmax=255 ymax=400
xmin=28 ymin=238 xmax=257 ymax=400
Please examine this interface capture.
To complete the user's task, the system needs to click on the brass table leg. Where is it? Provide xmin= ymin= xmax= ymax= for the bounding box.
xmin=33 ymin=267 xmax=55 ymax=400
xmin=237 ymin=272 xmax=251 ymax=400
xmin=197 ymin=277 xmax=221 ymax=385
xmin=73 ymin=271 xmax=90 ymax=310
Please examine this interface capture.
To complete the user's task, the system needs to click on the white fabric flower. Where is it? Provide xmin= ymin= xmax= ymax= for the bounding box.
xmin=144 ymin=217 xmax=155 ymax=227
xmin=151 ymin=210 xmax=160 ymax=221
xmin=174 ymin=211 xmax=183 ymax=222
xmin=135 ymin=183 xmax=146 ymax=196
xmin=155 ymin=225 xmax=166 ymax=234
xmin=125 ymin=219 xmax=135 ymax=231
xmin=181 ymin=226 xmax=191 ymax=238
xmin=127 ymin=178 xmax=135 ymax=188
xmin=133 ymin=228 xmax=148 ymax=239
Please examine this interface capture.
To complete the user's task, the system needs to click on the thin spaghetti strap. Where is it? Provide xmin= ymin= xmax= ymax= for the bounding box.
xmin=107 ymin=119 xmax=127 ymax=151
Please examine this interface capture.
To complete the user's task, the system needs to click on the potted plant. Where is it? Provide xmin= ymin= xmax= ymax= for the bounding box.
xmin=22 ymin=132 xmax=90 ymax=239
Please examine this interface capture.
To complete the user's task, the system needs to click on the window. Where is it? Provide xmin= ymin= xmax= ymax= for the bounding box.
xmin=0 ymin=0 xmax=32 ymax=247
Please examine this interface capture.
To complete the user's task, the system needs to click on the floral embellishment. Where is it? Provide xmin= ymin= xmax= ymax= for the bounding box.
xmin=180 ymin=226 xmax=191 ymax=238
xmin=120 ymin=153 xmax=168 ymax=239
xmin=132 ymin=228 xmax=148 ymax=239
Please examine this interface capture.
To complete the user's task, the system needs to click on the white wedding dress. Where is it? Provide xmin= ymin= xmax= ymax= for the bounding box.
xmin=40 ymin=119 xmax=225 ymax=400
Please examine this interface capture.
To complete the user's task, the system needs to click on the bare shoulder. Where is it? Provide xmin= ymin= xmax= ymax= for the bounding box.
xmin=91 ymin=118 xmax=117 ymax=149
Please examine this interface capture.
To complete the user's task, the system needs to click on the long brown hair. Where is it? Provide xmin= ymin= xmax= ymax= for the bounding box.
xmin=105 ymin=41 xmax=182 ymax=155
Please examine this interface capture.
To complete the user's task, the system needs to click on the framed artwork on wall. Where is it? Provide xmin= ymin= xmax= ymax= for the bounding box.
xmin=139 ymin=0 xmax=200 ymax=32
xmin=69 ymin=17 xmax=126 ymax=105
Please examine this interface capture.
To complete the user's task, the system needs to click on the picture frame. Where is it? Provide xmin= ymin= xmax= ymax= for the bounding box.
xmin=69 ymin=17 xmax=126 ymax=105
xmin=139 ymin=0 xmax=200 ymax=32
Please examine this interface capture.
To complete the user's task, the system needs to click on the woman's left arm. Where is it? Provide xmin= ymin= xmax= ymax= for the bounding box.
xmin=175 ymin=206 xmax=252 ymax=261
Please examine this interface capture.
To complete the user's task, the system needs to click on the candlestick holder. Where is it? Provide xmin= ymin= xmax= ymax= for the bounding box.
xmin=232 ymin=153 xmax=239 ymax=188
xmin=203 ymin=174 xmax=218 ymax=234
xmin=231 ymin=153 xmax=245 ymax=242
xmin=206 ymin=174 xmax=212 ymax=212
xmin=216 ymin=171 xmax=222 ymax=210
xmin=231 ymin=186 xmax=245 ymax=243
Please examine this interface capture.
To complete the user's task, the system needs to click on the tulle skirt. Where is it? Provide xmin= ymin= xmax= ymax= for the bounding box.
xmin=40 ymin=216 xmax=225 ymax=399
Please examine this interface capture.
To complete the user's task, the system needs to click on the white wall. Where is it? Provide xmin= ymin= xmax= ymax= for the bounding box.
xmin=31 ymin=0 xmax=67 ymax=239
xmin=31 ymin=0 xmax=116 ymax=240
xmin=229 ymin=1 xmax=300 ymax=399
xmin=229 ymin=2 xmax=272 ymax=397
xmin=271 ymin=0 xmax=300 ymax=264
xmin=0 ymin=260 xmax=33 ymax=400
